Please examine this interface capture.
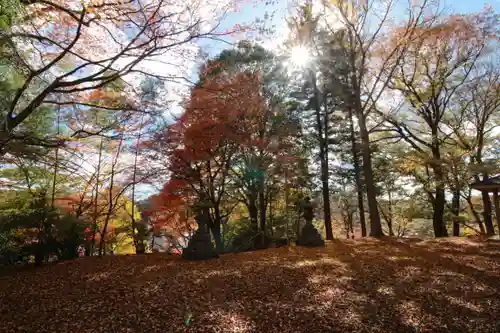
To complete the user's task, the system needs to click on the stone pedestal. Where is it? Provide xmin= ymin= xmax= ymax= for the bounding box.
xmin=182 ymin=203 xmax=218 ymax=261
xmin=135 ymin=242 xmax=145 ymax=254
xmin=296 ymin=197 xmax=324 ymax=247
xmin=182 ymin=229 xmax=218 ymax=260
xmin=296 ymin=223 xmax=325 ymax=247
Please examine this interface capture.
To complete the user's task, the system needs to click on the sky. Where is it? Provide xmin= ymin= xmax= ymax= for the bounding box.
xmin=198 ymin=0 xmax=291 ymax=56
xmin=196 ymin=0 xmax=499 ymax=67
xmin=448 ymin=0 xmax=499 ymax=13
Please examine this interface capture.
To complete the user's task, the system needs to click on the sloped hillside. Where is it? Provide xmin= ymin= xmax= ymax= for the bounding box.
xmin=1 ymin=238 xmax=500 ymax=333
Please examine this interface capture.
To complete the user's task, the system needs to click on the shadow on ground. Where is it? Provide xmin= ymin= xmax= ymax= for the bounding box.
xmin=1 ymin=238 xmax=499 ymax=333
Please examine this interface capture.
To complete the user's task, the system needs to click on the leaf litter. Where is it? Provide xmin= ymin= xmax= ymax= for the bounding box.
xmin=1 ymin=237 xmax=499 ymax=333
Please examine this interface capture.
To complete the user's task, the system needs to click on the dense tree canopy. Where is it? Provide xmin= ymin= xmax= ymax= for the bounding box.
xmin=1 ymin=1 xmax=500 ymax=332
xmin=0 ymin=0 xmax=498 ymax=264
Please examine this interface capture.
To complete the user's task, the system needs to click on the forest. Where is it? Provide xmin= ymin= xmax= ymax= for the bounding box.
xmin=1 ymin=0 xmax=498 ymax=264
xmin=1 ymin=0 xmax=500 ymax=332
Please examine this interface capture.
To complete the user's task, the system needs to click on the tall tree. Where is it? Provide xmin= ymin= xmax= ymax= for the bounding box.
xmin=319 ymin=0 xmax=437 ymax=237
xmin=381 ymin=12 xmax=496 ymax=237
xmin=452 ymin=60 xmax=500 ymax=235
xmin=150 ymin=69 xmax=266 ymax=251
xmin=211 ymin=42 xmax=305 ymax=245
xmin=286 ymin=4 xmax=334 ymax=240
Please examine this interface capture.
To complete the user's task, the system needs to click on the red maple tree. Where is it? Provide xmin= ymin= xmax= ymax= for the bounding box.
xmin=148 ymin=66 xmax=266 ymax=250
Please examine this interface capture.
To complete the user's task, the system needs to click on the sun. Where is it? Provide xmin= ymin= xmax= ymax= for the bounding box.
xmin=289 ymin=45 xmax=310 ymax=67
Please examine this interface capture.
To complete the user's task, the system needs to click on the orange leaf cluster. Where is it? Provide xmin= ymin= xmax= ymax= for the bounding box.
xmin=148 ymin=69 xmax=267 ymax=232
xmin=179 ymin=70 xmax=266 ymax=158
xmin=148 ymin=179 xmax=195 ymax=238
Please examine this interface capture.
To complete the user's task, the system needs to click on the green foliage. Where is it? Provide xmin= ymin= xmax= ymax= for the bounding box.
xmin=0 ymin=0 xmax=24 ymax=118
xmin=20 ymin=105 xmax=57 ymax=139
xmin=0 ymin=230 xmax=16 ymax=254
xmin=0 ymin=190 xmax=89 ymax=265
xmin=226 ymin=217 xmax=259 ymax=252
xmin=97 ymin=196 xmax=142 ymax=255
xmin=0 ymin=0 xmax=20 ymax=29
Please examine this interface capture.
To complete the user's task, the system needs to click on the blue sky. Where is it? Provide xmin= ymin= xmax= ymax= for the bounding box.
xmin=190 ymin=0 xmax=499 ymax=88
xmin=448 ymin=0 xmax=499 ymax=13
xmin=183 ymin=0 xmax=499 ymax=122
xmin=200 ymin=0 xmax=499 ymax=57
xmin=198 ymin=0 xmax=290 ymax=56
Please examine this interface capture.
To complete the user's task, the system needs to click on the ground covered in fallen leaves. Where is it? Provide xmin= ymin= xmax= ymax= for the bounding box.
xmin=1 ymin=238 xmax=500 ymax=333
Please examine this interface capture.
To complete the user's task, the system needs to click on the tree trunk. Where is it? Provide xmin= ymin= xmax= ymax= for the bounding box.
xmin=358 ymin=113 xmax=383 ymax=237
xmin=91 ymin=138 xmax=104 ymax=256
xmin=248 ymin=194 xmax=259 ymax=232
xmin=99 ymin=134 xmax=124 ymax=256
xmin=310 ymin=69 xmax=333 ymax=240
xmin=493 ymin=191 xmax=500 ymax=235
xmin=150 ymin=233 xmax=155 ymax=251
xmin=212 ymin=205 xmax=224 ymax=252
xmin=343 ymin=215 xmax=349 ymax=239
xmin=131 ymin=113 xmax=145 ymax=254
xmin=466 ymin=197 xmax=486 ymax=234
xmin=284 ymin=170 xmax=289 ymax=238
xmin=348 ymin=106 xmax=367 ymax=237
xmin=269 ymin=191 xmax=274 ymax=237
xmin=452 ymin=189 xmax=460 ymax=237
xmin=296 ymin=206 xmax=301 ymax=239
xmin=210 ymin=224 xmax=223 ymax=253
xmin=349 ymin=211 xmax=354 ymax=239
xmin=322 ymin=85 xmax=334 ymax=241
xmin=387 ymin=218 xmax=394 ymax=237
xmin=346 ymin=211 xmax=354 ymax=239
xmin=482 ymin=191 xmax=495 ymax=235
xmin=258 ymin=185 xmax=266 ymax=235
xmin=348 ymin=56 xmax=382 ymax=237
xmin=471 ymin=206 xmax=485 ymax=233
xmin=320 ymin=157 xmax=333 ymax=240
xmin=432 ymin=188 xmax=448 ymax=237
xmin=430 ymin=132 xmax=448 ymax=238
xmin=356 ymin=190 xmax=366 ymax=236
xmin=387 ymin=190 xmax=394 ymax=236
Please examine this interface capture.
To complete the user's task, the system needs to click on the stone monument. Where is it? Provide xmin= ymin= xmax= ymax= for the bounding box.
xmin=296 ymin=197 xmax=325 ymax=247
xmin=182 ymin=199 xmax=219 ymax=260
